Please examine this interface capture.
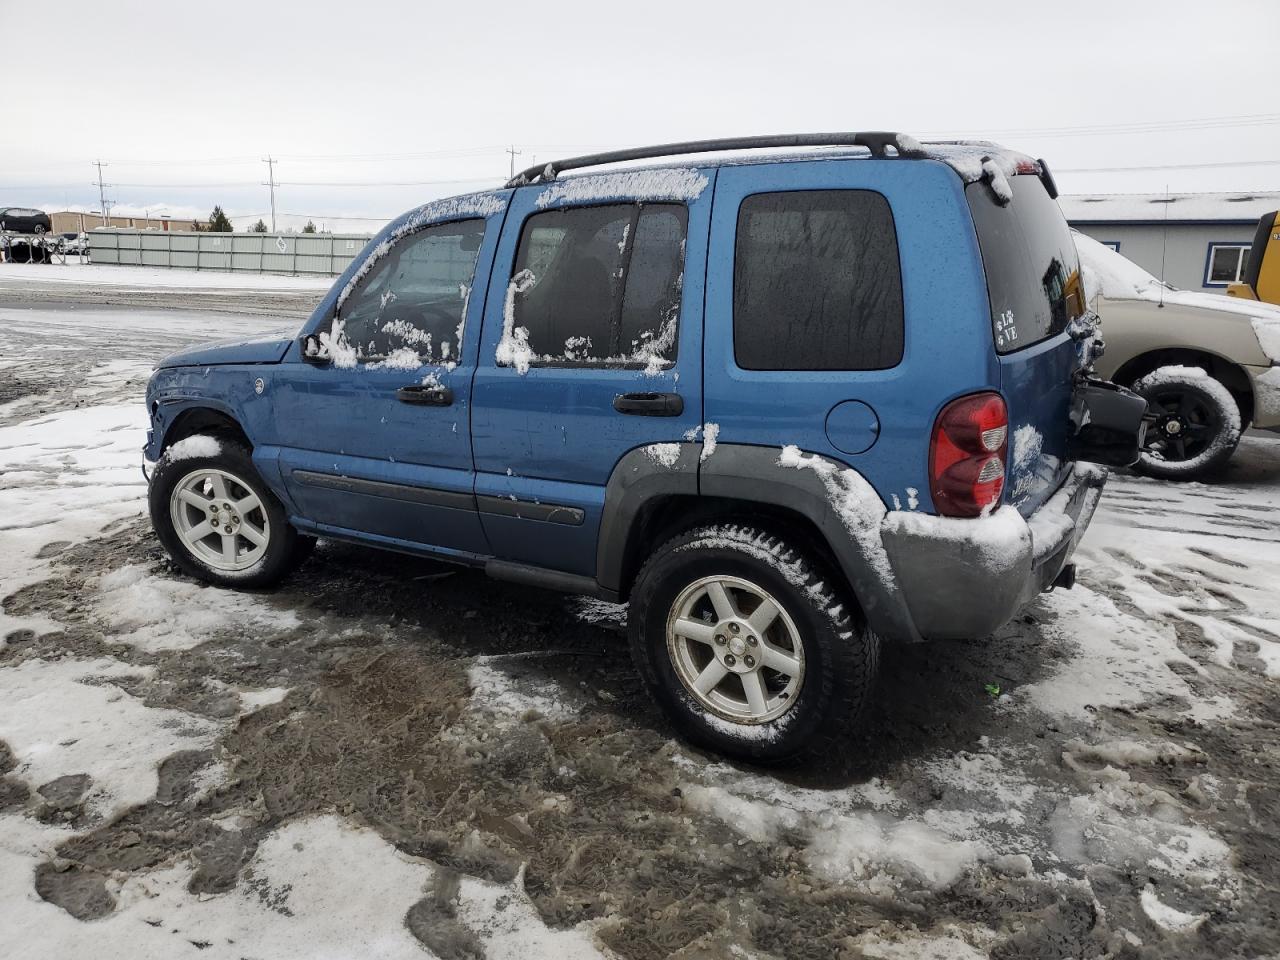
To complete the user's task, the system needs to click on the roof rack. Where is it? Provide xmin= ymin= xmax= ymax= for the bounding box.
xmin=505 ymin=132 xmax=925 ymax=188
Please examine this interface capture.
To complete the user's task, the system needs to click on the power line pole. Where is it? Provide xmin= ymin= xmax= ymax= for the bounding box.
xmin=93 ymin=160 xmax=111 ymax=226
xmin=263 ymin=156 xmax=278 ymax=232
xmin=506 ymin=145 xmax=521 ymax=179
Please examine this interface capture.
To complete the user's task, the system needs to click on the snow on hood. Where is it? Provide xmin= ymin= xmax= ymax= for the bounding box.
xmin=156 ymin=328 xmax=297 ymax=368
xmin=1073 ymin=230 xmax=1280 ymax=328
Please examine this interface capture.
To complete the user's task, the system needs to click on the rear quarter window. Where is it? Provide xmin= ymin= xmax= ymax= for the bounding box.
xmin=733 ymin=190 xmax=904 ymax=371
xmin=966 ymin=176 xmax=1084 ymax=353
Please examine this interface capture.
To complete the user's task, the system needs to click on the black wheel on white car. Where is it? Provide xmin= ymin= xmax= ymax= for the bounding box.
xmin=628 ymin=524 xmax=878 ymax=764
xmin=1132 ymin=366 xmax=1242 ymax=481
xmin=149 ymin=434 xmax=310 ymax=588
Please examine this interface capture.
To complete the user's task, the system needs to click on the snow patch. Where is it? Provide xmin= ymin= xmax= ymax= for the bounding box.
xmin=645 ymin=443 xmax=681 ymax=468
xmin=1252 ymin=317 xmax=1280 ymax=363
xmin=0 ymin=814 xmax=609 ymax=959
xmin=314 ymin=317 xmax=359 ymax=368
xmin=164 ymin=433 xmax=221 ymax=462
xmin=535 ymin=168 xmax=709 ymax=209
xmin=1140 ymin=885 xmax=1208 ymax=933
xmin=1254 ymin=365 xmax=1280 ymax=422
xmin=368 ymin=346 xmax=423 ymax=371
xmin=495 ymin=269 xmax=538 ymax=374
xmin=981 ymin=158 xmax=1013 ymax=203
xmin=94 ymin=565 xmax=301 ymax=652
xmin=0 ymin=657 xmax=218 ymax=819
xmin=806 ymin=811 xmax=990 ymax=891
xmin=464 ymin=660 xmax=578 ymax=724
xmin=1011 ymin=424 xmax=1042 ymax=472
xmin=777 ymin=445 xmax=895 ymax=587
xmin=700 ymin=422 xmax=719 ymax=462
xmin=885 ymin=505 xmax=1031 ymax=572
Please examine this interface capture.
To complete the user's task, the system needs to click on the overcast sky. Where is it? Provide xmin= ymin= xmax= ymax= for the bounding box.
xmin=2 ymin=0 xmax=1277 ymax=231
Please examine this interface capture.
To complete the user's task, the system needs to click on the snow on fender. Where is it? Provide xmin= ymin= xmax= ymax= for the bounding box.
xmin=163 ymin=434 xmax=223 ymax=463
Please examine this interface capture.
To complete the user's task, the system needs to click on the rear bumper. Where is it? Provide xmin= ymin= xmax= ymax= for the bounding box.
xmin=880 ymin=462 xmax=1107 ymax=640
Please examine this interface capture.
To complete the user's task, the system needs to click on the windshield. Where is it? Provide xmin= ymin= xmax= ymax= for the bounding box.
xmin=967 ymin=176 xmax=1085 ymax=353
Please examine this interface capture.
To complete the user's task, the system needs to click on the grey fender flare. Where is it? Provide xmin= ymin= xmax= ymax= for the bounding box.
xmin=147 ymin=395 xmax=245 ymax=459
xmin=597 ymin=443 xmax=922 ymax=644
xmin=597 ymin=443 xmax=701 ymax=596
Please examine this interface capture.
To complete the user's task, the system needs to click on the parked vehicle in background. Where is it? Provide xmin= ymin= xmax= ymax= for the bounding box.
xmin=141 ymin=133 xmax=1143 ymax=763
xmin=0 ymin=207 xmax=51 ymax=234
xmin=1227 ymin=209 xmax=1280 ymax=306
xmin=1076 ymin=231 xmax=1280 ymax=480
xmin=0 ymin=236 xmax=50 ymax=264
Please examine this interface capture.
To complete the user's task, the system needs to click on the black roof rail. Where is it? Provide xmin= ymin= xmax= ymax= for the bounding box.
xmin=505 ymin=132 xmax=925 ymax=188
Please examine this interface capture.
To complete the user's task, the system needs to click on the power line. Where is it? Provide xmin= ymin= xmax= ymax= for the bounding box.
xmin=923 ymin=112 xmax=1280 ymax=139
xmin=1057 ymin=159 xmax=1280 ymax=173
xmin=275 ymin=176 xmax=502 ymax=188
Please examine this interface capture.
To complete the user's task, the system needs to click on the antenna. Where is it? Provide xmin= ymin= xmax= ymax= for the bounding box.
xmin=263 ymin=156 xmax=278 ymax=232
xmin=1158 ymin=183 xmax=1169 ymax=308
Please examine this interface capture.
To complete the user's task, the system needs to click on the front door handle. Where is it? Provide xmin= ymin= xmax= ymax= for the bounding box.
xmin=613 ymin=392 xmax=684 ymax=417
xmin=396 ymin=383 xmax=453 ymax=406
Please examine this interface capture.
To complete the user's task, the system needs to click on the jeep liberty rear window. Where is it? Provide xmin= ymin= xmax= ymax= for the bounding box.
xmin=966 ymin=176 xmax=1085 ymax=353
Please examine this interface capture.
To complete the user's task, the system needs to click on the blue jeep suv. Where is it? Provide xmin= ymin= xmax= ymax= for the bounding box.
xmin=143 ymin=133 xmax=1142 ymax=762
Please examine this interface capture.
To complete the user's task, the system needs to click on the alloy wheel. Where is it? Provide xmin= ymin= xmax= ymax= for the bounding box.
xmin=169 ymin=468 xmax=271 ymax=572
xmin=665 ymin=575 xmax=805 ymax=724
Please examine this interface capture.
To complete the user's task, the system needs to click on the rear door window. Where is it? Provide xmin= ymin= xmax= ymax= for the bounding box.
xmin=508 ymin=203 xmax=687 ymax=367
xmin=733 ymin=190 xmax=904 ymax=371
xmin=966 ymin=177 xmax=1085 ymax=353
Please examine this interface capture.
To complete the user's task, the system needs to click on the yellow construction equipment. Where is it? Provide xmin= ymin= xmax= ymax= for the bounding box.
xmin=1227 ymin=210 xmax=1280 ymax=304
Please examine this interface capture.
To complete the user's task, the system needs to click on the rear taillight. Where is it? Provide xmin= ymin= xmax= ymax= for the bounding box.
xmin=929 ymin=392 xmax=1008 ymax=518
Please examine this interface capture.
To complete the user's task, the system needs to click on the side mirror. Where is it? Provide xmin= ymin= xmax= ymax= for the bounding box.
xmin=301 ymin=332 xmax=328 ymax=364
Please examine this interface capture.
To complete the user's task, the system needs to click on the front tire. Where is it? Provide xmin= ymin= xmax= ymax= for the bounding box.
xmin=628 ymin=524 xmax=878 ymax=764
xmin=149 ymin=434 xmax=309 ymax=588
xmin=1132 ymin=366 xmax=1242 ymax=481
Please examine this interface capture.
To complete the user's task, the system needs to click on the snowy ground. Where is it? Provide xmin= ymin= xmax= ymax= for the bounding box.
xmin=2 ymin=282 xmax=1279 ymax=959
xmin=0 ymin=262 xmax=327 ymax=319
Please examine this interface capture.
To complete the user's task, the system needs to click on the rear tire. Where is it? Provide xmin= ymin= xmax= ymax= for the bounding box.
xmin=628 ymin=524 xmax=878 ymax=764
xmin=149 ymin=434 xmax=309 ymax=588
xmin=1132 ymin=365 xmax=1241 ymax=481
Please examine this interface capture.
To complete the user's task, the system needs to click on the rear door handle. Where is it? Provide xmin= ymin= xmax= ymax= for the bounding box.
xmin=396 ymin=384 xmax=453 ymax=406
xmin=613 ymin=392 xmax=684 ymax=417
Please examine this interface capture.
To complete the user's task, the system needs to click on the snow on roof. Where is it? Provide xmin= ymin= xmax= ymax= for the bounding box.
xmin=1060 ymin=191 xmax=1280 ymax=224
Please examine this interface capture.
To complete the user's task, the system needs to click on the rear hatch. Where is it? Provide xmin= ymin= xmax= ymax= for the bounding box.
xmin=966 ymin=174 xmax=1087 ymax=517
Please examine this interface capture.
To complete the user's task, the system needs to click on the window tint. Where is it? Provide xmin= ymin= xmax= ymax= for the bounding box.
xmin=733 ymin=191 xmax=904 ymax=371
xmin=966 ymin=177 xmax=1084 ymax=353
xmin=508 ymin=203 xmax=687 ymax=367
xmin=339 ymin=219 xmax=485 ymax=364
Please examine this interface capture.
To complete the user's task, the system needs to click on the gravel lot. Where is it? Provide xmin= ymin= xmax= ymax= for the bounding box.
xmin=2 ymin=265 xmax=1279 ymax=959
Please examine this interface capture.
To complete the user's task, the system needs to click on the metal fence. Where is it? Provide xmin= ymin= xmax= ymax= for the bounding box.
xmin=86 ymin=229 xmax=372 ymax=276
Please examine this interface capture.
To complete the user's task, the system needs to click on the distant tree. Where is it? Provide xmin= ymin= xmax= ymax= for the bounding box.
xmin=190 ymin=220 xmax=204 ymax=232
xmin=301 ymin=220 xmax=317 ymax=234
xmin=250 ymin=219 xmax=268 ymax=233
xmin=206 ymin=206 xmax=233 ymax=232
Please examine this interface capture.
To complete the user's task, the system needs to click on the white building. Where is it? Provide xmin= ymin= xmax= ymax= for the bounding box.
xmin=1062 ymin=191 xmax=1279 ymax=295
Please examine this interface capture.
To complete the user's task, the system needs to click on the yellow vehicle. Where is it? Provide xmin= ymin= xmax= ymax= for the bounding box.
xmin=1227 ymin=210 xmax=1280 ymax=304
